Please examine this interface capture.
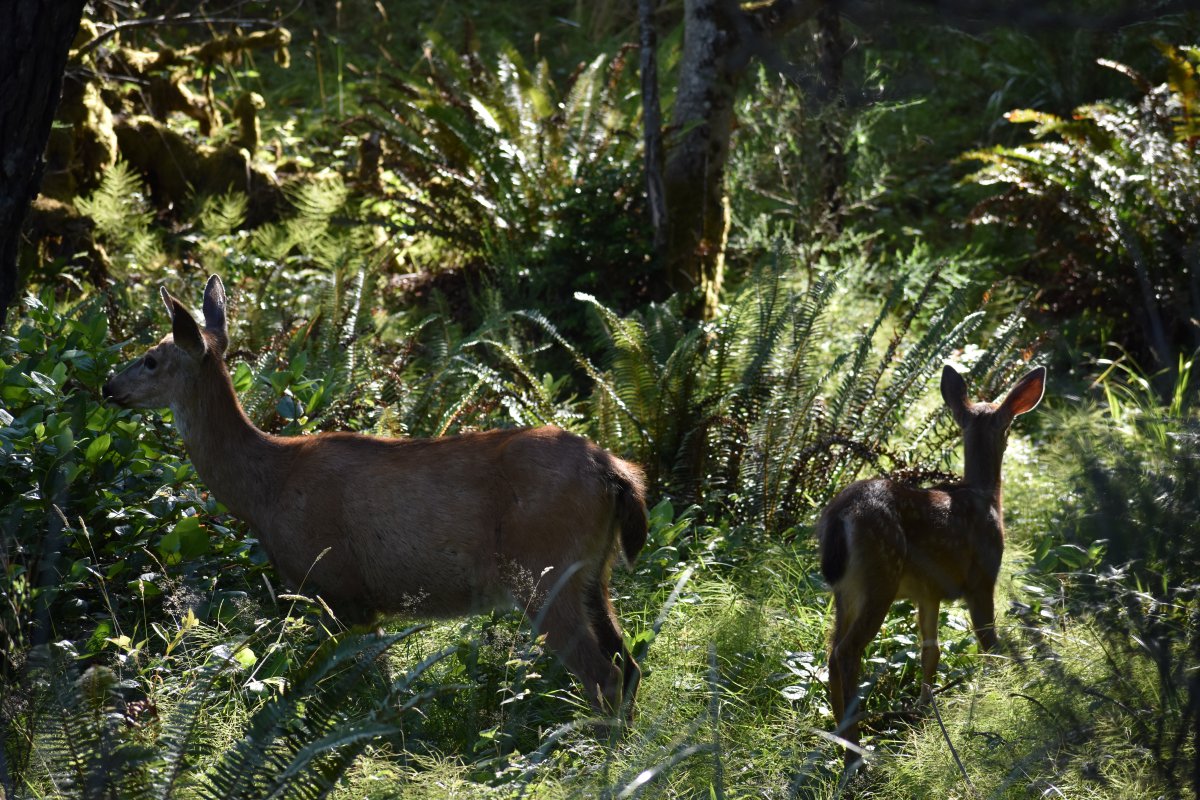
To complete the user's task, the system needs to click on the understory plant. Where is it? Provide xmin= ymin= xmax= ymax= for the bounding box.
xmin=523 ymin=250 xmax=1036 ymax=534
xmin=963 ymin=42 xmax=1200 ymax=372
xmin=5 ymin=624 xmax=448 ymax=799
xmin=363 ymin=34 xmax=654 ymax=326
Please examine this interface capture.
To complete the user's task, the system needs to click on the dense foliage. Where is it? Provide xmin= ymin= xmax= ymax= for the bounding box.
xmin=2 ymin=3 xmax=1198 ymax=798
xmin=964 ymin=42 xmax=1200 ymax=372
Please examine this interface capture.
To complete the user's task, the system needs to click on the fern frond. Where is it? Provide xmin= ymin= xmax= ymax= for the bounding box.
xmin=466 ymin=338 xmax=559 ymax=425
xmin=515 ymin=308 xmax=647 ymax=441
xmin=199 ymin=192 xmax=249 ymax=237
xmin=75 ymin=160 xmax=162 ymax=266
xmin=202 ymin=628 xmax=421 ymax=800
xmin=154 ymin=658 xmax=242 ymax=799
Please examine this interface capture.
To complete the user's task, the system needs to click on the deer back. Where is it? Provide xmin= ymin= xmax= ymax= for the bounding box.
xmin=259 ymin=426 xmax=640 ymax=618
xmin=818 ymin=478 xmax=999 ymax=606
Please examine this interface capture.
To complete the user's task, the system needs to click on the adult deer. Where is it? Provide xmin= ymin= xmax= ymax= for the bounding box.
xmin=103 ymin=276 xmax=648 ymax=717
xmin=817 ymin=364 xmax=1046 ymax=766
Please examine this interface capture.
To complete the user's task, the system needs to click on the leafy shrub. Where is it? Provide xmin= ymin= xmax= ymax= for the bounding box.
xmin=963 ymin=42 xmax=1200 ymax=370
xmin=0 ymin=292 xmax=288 ymax=791
xmin=0 ymin=294 xmax=266 ymax=677
xmin=364 ymin=36 xmax=655 ymax=325
xmin=524 ymin=250 xmax=1036 ymax=533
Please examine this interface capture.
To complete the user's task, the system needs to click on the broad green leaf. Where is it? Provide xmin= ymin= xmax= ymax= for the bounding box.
xmin=85 ymin=433 xmax=112 ymax=462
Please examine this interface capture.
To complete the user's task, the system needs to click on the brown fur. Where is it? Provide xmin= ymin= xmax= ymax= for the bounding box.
xmin=103 ymin=276 xmax=648 ymax=717
xmin=817 ymin=364 xmax=1046 ymax=767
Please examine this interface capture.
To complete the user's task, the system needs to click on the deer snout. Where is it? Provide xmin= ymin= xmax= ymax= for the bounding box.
xmin=102 ymin=378 xmax=124 ymax=406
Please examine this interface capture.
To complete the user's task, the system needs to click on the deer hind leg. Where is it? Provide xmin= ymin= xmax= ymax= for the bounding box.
xmin=587 ymin=580 xmax=639 ymax=720
xmin=966 ymin=586 xmax=999 ymax=653
xmin=829 ymin=582 xmax=897 ymax=766
xmin=917 ymin=598 xmax=941 ymax=703
xmin=514 ymin=569 xmax=624 ymax=718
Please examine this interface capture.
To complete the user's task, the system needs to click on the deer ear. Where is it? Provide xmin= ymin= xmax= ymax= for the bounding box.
xmin=201 ymin=275 xmax=228 ymax=355
xmin=940 ymin=365 xmax=970 ymax=426
xmin=160 ymin=286 xmax=175 ymax=319
xmin=170 ymin=297 xmax=208 ymax=361
xmin=1000 ymin=366 xmax=1046 ymax=419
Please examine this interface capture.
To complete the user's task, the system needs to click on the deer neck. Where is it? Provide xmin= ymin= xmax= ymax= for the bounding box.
xmin=170 ymin=359 xmax=284 ymax=531
xmin=962 ymin=437 xmax=1005 ymax=508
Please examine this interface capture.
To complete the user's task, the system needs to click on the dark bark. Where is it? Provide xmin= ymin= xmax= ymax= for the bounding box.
xmin=663 ymin=0 xmax=741 ymax=320
xmin=0 ymin=0 xmax=87 ymax=325
xmin=638 ymin=0 xmax=668 ymax=261
xmin=816 ymin=0 xmax=847 ymax=231
xmin=663 ymin=0 xmax=819 ymax=320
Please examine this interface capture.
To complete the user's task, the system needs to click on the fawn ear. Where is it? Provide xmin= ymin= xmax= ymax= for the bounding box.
xmin=1000 ymin=366 xmax=1046 ymax=420
xmin=163 ymin=289 xmax=207 ymax=361
xmin=940 ymin=365 xmax=970 ymax=426
xmin=201 ymin=275 xmax=228 ymax=355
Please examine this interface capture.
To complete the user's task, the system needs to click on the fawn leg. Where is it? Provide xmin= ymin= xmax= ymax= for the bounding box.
xmin=829 ymin=588 xmax=895 ymax=766
xmin=966 ymin=587 xmax=999 ymax=653
xmin=917 ymin=598 xmax=941 ymax=702
xmin=827 ymin=592 xmax=852 ymax=727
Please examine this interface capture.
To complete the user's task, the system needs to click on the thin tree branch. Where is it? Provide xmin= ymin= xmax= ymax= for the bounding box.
xmin=75 ymin=14 xmax=271 ymax=57
xmin=73 ymin=0 xmax=304 ymax=59
xmin=928 ymin=685 xmax=978 ymax=797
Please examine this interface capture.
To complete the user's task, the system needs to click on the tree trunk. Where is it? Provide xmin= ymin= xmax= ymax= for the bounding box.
xmin=638 ymin=0 xmax=668 ymax=260
xmin=0 ymin=0 xmax=86 ymax=325
xmin=663 ymin=0 xmax=741 ymax=321
xmin=816 ymin=0 xmax=847 ymax=232
xmin=662 ymin=0 xmax=819 ymax=320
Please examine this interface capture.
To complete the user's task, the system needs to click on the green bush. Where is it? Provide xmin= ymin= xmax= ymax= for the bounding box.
xmin=364 ymin=35 xmax=655 ymax=327
xmin=963 ymin=43 xmax=1200 ymax=370
xmin=0 ymin=294 xmax=263 ymax=678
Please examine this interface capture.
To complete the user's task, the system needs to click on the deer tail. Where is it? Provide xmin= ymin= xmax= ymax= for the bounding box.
xmin=819 ymin=514 xmax=848 ymax=585
xmin=610 ymin=464 xmax=648 ymax=566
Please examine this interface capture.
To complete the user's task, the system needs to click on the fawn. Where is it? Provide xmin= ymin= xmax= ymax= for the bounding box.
xmin=103 ymin=276 xmax=648 ymax=716
xmin=817 ymin=364 xmax=1046 ymax=766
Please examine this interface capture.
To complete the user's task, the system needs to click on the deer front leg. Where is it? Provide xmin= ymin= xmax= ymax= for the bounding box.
xmin=917 ymin=598 xmax=941 ymax=703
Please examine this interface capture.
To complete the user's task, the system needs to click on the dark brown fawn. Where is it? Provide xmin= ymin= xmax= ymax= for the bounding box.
xmin=817 ymin=364 xmax=1046 ymax=766
xmin=103 ymin=276 xmax=648 ymax=716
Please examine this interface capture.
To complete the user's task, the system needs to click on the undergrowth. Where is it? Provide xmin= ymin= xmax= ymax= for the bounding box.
xmin=6 ymin=7 xmax=1199 ymax=799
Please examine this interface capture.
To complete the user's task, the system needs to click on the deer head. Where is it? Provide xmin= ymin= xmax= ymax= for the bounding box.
xmin=941 ymin=364 xmax=1046 ymax=491
xmin=103 ymin=276 xmax=229 ymax=410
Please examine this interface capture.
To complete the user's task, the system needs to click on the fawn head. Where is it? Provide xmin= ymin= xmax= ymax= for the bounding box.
xmin=103 ymin=276 xmax=229 ymax=410
xmin=940 ymin=364 xmax=1046 ymax=487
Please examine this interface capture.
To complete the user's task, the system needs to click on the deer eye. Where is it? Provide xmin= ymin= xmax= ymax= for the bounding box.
xmin=144 ymin=355 xmax=158 ymax=371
